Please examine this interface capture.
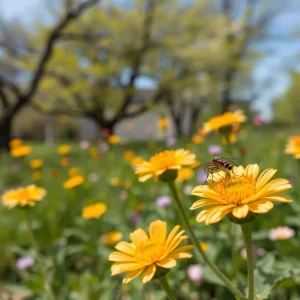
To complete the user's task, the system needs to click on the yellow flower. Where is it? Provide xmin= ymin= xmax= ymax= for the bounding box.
xmin=58 ymin=145 xmax=71 ymax=155
xmin=135 ymin=149 xmax=196 ymax=182
xmin=177 ymin=168 xmax=194 ymax=182
xmin=9 ymin=139 xmax=23 ymax=149
xmin=32 ymin=171 xmax=42 ymax=181
xmin=2 ymin=185 xmax=46 ymax=209
xmin=68 ymin=167 xmax=80 ymax=177
xmin=124 ymin=150 xmax=135 ymax=161
xmin=108 ymin=135 xmax=120 ymax=144
xmin=158 ymin=117 xmax=169 ymax=129
xmin=190 ymin=164 xmax=292 ymax=225
xmin=200 ymin=242 xmax=209 ymax=252
xmin=109 ymin=220 xmax=193 ymax=284
xmin=82 ymin=202 xmax=107 ymax=219
xmin=102 ymin=231 xmax=123 ymax=246
xmin=30 ymin=159 xmax=44 ymax=169
xmin=203 ymin=110 xmax=246 ymax=134
xmin=88 ymin=147 xmax=99 ymax=159
xmin=110 ymin=177 xmax=121 ymax=186
xmin=192 ymin=135 xmax=203 ymax=144
xmin=10 ymin=145 xmax=31 ymax=158
xmin=63 ymin=175 xmax=84 ymax=189
xmin=285 ymin=136 xmax=300 ymax=159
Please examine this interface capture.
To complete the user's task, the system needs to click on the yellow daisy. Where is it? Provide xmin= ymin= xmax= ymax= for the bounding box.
xmin=30 ymin=159 xmax=44 ymax=169
xmin=135 ymin=149 xmax=196 ymax=182
xmin=2 ymin=185 xmax=46 ymax=209
xmin=82 ymin=202 xmax=107 ymax=219
xmin=108 ymin=135 xmax=120 ymax=144
xmin=190 ymin=164 xmax=292 ymax=225
xmin=177 ymin=168 xmax=194 ymax=182
xmin=109 ymin=220 xmax=193 ymax=284
xmin=285 ymin=136 xmax=300 ymax=159
xmin=9 ymin=139 xmax=23 ymax=149
xmin=63 ymin=175 xmax=85 ymax=189
xmin=58 ymin=145 xmax=71 ymax=155
xmin=192 ymin=135 xmax=203 ymax=144
xmin=203 ymin=110 xmax=246 ymax=134
xmin=102 ymin=231 xmax=123 ymax=246
xmin=10 ymin=145 xmax=31 ymax=158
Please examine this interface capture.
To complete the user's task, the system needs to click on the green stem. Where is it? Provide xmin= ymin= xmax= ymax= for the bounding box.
xmin=167 ymin=181 xmax=245 ymax=300
xmin=241 ymin=223 xmax=254 ymax=300
xmin=157 ymin=276 xmax=176 ymax=300
xmin=25 ymin=214 xmax=56 ymax=300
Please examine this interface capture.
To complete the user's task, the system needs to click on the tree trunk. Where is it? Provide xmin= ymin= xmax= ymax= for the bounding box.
xmin=173 ymin=117 xmax=183 ymax=136
xmin=0 ymin=118 xmax=12 ymax=151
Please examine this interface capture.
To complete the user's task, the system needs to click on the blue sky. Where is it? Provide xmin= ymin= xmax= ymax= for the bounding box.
xmin=1 ymin=0 xmax=300 ymax=119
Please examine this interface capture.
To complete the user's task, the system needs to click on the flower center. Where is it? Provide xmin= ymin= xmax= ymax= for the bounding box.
xmin=135 ymin=239 xmax=166 ymax=266
xmin=151 ymin=152 xmax=176 ymax=170
xmin=215 ymin=175 xmax=256 ymax=205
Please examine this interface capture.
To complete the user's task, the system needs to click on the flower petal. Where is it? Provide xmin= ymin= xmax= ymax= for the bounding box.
xmin=149 ymin=220 xmax=167 ymax=243
xmin=108 ymin=251 xmax=135 ymax=262
xmin=245 ymin=164 xmax=259 ymax=179
xmin=260 ymin=194 xmax=292 ymax=203
xmin=231 ymin=204 xmax=249 ymax=219
xmin=205 ymin=205 xmax=235 ymax=225
xmin=248 ymin=200 xmax=274 ymax=214
xmin=165 ymin=225 xmax=180 ymax=248
xmin=141 ymin=264 xmax=156 ymax=283
xmin=190 ymin=199 xmax=222 ymax=210
xmin=115 ymin=242 xmax=136 ymax=256
xmin=256 ymin=168 xmax=277 ymax=191
xmin=156 ymin=258 xmax=177 ymax=269
xmin=122 ymin=268 xmax=144 ymax=284
xmin=111 ymin=262 xmax=143 ymax=275
xmin=256 ymin=178 xmax=292 ymax=198
xmin=130 ymin=229 xmax=149 ymax=245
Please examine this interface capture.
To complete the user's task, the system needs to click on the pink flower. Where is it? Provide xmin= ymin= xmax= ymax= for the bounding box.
xmin=156 ymin=195 xmax=172 ymax=208
xmin=79 ymin=140 xmax=90 ymax=150
xmin=119 ymin=191 xmax=128 ymax=202
xmin=187 ymin=264 xmax=203 ymax=286
xmin=197 ymin=169 xmax=207 ymax=183
xmin=208 ymin=144 xmax=222 ymax=155
xmin=100 ymin=141 xmax=109 ymax=152
xmin=165 ymin=137 xmax=177 ymax=147
xmin=240 ymin=246 xmax=265 ymax=260
xmin=269 ymin=226 xmax=295 ymax=241
xmin=16 ymin=256 xmax=34 ymax=270
xmin=253 ymin=114 xmax=265 ymax=126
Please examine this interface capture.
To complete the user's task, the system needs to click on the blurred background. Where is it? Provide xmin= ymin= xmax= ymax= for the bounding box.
xmin=0 ymin=0 xmax=300 ymax=148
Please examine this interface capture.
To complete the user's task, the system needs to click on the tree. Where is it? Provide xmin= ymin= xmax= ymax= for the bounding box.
xmin=0 ymin=0 xmax=100 ymax=150
xmin=273 ymin=72 xmax=300 ymax=125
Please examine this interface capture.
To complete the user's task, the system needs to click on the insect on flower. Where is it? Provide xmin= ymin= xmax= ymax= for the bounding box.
xmin=199 ymin=157 xmax=237 ymax=186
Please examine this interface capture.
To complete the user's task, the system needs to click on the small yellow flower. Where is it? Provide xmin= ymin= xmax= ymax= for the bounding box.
xmin=2 ymin=185 xmax=46 ymax=209
xmin=285 ymin=136 xmax=300 ymax=159
xmin=88 ymin=147 xmax=99 ymax=158
xmin=63 ymin=175 xmax=84 ymax=189
xmin=10 ymin=145 xmax=31 ymax=158
xmin=135 ymin=149 xmax=196 ymax=182
xmin=158 ymin=117 xmax=169 ymax=129
xmin=32 ymin=171 xmax=42 ymax=181
xmin=177 ymin=168 xmax=194 ymax=182
xmin=192 ymin=135 xmax=203 ymax=144
xmin=124 ymin=151 xmax=135 ymax=161
xmin=109 ymin=220 xmax=193 ymax=284
xmin=200 ymin=242 xmax=209 ymax=252
xmin=68 ymin=167 xmax=80 ymax=177
xmin=82 ymin=202 xmax=107 ymax=219
xmin=110 ymin=177 xmax=121 ymax=186
xmin=102 ymin=231 xmax=123 ymax=246
xmin=190 ymin=164 xmax=292 ymax=225
xmin=108 ymin=135 xmax=120 ymax=144
xmin=30 ymin=159 xmax=44 ymax=169
xmin=58 ymin=145 xmax=71 ymax=155
xmin=9 ymin=139 xmax=23 ymax=149
xmin=203 ymin=110 xmax=246 ymax=134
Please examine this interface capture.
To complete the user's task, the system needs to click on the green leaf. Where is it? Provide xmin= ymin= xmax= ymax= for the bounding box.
xmin=254 ymin=253 xmax=300 ymax=300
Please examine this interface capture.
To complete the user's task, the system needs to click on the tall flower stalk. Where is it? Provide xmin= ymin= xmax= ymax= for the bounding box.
xmin=167 ymin=180 xmax=245 ymax=299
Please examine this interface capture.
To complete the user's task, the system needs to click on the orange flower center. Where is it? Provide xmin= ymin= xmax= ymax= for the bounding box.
xmin=150 ymin=152 xmax=177 ymax=170
xmin=215 ymin=175 xmax=256 ymax=205
xmin=135 ymin=239 xmax=165 ymax=266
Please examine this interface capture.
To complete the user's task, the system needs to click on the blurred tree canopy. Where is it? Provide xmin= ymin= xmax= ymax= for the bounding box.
xmin=0 ymin=0 xmax=284 ymax=146
xmin=273 ymin=72 xmax=300 ymax=125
